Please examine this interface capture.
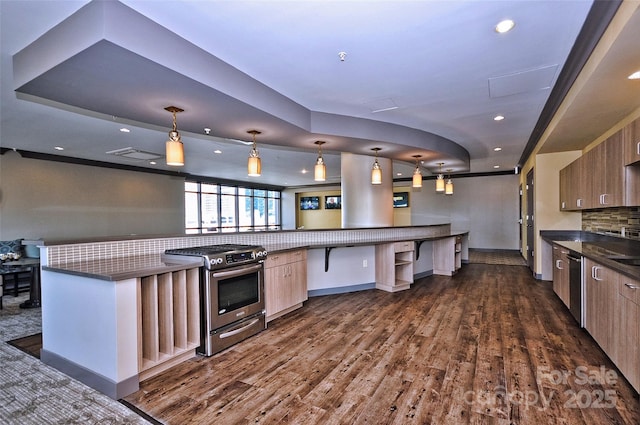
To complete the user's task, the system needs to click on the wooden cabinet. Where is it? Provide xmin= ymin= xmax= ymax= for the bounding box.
xmin=264 ymin=249 xmax=307 ymax=322
xmin=623 ymin=117 xmax=640 ymax=165
xmin=584 ymin=258 xmax=619 ymax=357
xmin=375 ymin=241 xmax=414 ymax=292
xmin=559 ymin=130 xmax=627 ymax=210
xmin=551 ymin=244 xmax=570 ymax=307
xmin=584 ymin=258 xmax=640 ymax=392
xmin=138 ymin=268 xmax=200 ymax=380
xmin=559 ymin=167 xmax=569 ymax=211
xmin=433 ymin=236 xmax=462 ymax=276
xmin=616 ymin=274 xmax=640 ymax=392
xmin=586 ymin=131 xmax=625 ymax=208
xmin=560 ymin=158 xmax=586 ymax=210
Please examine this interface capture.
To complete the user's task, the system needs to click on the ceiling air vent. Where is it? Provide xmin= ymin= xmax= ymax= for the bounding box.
xmin=106 ymin=147 xmax=163 ymax=161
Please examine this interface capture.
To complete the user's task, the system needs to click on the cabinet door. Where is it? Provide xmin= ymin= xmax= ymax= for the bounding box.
xmin=623 ymin=117 xmax=640 ymax=165
xmin=567 ymin=159 xmax=586 ymax=210
xmin=291 ymin=258 xmax=308 ymax=305
xmin=559 ymin=167 xmax=569 ymax=210
xmin=616 ymin=276 xmax=640 ymax=392
xmin=552 ymin=246 xmax=570 ymax=307
xmin=265 ymin=264 xmax=288 ymax=317
xmin=600 ymin=131 xmax=625 ymax=207
xmin=584 ymin=259 xmax=619 ymax=359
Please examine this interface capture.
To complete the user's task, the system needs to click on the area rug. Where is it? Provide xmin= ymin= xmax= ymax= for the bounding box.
xmin=468 ymin=249 xmax=527 ymax=266
xmin=0 ymin=294 xmax=41 ymax=342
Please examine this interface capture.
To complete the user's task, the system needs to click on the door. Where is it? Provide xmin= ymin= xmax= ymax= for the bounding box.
xmin=526 ymin=169 xmax=534 ymax=272
xmin=519 ymin=184 xmax=523 ymax=253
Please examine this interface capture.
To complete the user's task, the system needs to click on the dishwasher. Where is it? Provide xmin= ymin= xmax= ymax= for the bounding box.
xmin=567 ymin=254 xmax=583 ymax=326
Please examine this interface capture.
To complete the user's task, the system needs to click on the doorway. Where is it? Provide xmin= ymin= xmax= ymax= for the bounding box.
xmin=526 ymin=169 xmax=534 ymax=272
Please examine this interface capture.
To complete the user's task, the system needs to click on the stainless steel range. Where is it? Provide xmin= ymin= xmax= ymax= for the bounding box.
xmin=163 ymin=244 xmax=268 ymax=356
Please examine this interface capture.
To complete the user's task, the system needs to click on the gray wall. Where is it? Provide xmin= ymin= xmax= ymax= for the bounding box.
xmin=0 ymin=151 xmax=185 ymax=240
xmin=1 ymin=152 xmax=519 ymax=250
xmin=409 ymin=173 xmax=520 ymax=249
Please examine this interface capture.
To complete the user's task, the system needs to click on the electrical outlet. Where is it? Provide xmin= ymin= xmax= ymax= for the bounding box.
xmin=362 ymin=259 xmax=368 ymax=268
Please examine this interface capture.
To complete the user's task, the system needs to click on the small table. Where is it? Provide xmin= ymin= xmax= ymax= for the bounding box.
xmin=2 ymin=258 xmax=40 ymax=309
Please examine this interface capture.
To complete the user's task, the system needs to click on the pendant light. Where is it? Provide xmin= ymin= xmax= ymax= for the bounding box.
xmin=164 ymin=106 xmax=184 ymax=166
xmin=247 ymin=130 xmax=262 ymax=177
xmin=436 ymin=162 xmax=445 ymax=193
xmin=371 ymin=148 xmax=382 ymax=185
xmin=412 ymin=155 xmax=422 ymax=188
xmin=445 ymin=169 xmax=454 ymax=195
xmin=314 ymin=141 xmax=326 ymax=182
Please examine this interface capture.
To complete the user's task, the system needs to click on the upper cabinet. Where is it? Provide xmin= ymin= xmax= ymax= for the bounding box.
xmin=585 ymin=130 xmax=625 ymax=208
xmin=559 ymin=118 xmax=639 ymax=211
xmin=623 ymin=117 xmax=640 ymax=165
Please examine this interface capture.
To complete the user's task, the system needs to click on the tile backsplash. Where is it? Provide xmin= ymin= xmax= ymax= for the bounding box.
xmin=583 ymin=207 xmax=640 ymax=240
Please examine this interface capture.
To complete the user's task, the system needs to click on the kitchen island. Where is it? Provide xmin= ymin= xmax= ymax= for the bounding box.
xmin=38 ymin=224 xmax=468 ymax=399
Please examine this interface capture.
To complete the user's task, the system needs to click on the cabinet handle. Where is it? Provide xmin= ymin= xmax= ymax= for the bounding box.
xmin=577 ymin=199 xmax=583 ymax=208
xmin=592 ymin=266 xmax=603 ymax=281
xmin=561 ymin=201 xmax=566 ymax=209
xmin=637 ymin=141 xmax=640 ymax=156
xmin=624 ymin=283 xmax=640 ymax=290
xmin=600 ymin=194 xmax=610 ymax=205
xmin=556 ymin=260 xmax=563 ymax=270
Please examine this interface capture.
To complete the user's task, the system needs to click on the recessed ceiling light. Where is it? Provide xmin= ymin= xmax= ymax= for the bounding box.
xmin=119 ymin=127 xmax=130 ymax=133
xmin=494 ymin=147 xmax=502 ymax=152
xmin=396 ymin=172 xmax=402 ymax=176
xmin=494 ymin=165 xmax=500 ymax=169
xmin=628 ymin=71 xmax=640 ymax=80
xmin=204 ymin=128 xmax=211 ymax=134
xmin=301 ymin=169 xmax=308 ymax=174
xmin=494 ymin=115 xmax=505 ymax=121
xmin=54 ymin=146 xmax=64 ymax=151
xmin=149 ymin=161 xmax=157 ymax=165
xmin=214 ymin=149 xmax=222 ymax=154
xmin=495 ymin=19 xmax=515 ymax=33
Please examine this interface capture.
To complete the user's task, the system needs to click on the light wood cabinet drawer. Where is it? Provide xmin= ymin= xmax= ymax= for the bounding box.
xmin=619 ymin=277 xmax=640 ymax=306
xmin=394 ymin=241 xmax=414 ymax=253
xmin=265 ymin=249 xmax=306 ymax=268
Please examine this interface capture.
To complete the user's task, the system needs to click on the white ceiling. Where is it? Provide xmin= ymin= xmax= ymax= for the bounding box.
xmin=1 ymin=0 xmax=638 ymax=188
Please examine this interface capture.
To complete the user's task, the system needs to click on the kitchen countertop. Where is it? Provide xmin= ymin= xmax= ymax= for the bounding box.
xmin=42 ymin=254 xmax=203 ymax=281
xmin=43 ymin=230 xmax=469 ymax=281
xmin=541 ymin=231 xmax=640 ymax=280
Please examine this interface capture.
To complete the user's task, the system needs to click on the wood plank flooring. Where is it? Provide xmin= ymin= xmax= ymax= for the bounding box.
xmin=123 ymin=264 xmax=640 ymax=424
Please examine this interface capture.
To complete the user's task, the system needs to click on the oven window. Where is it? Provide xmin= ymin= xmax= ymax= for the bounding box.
xmin=218 ymin=273 xmax=259 ymax=314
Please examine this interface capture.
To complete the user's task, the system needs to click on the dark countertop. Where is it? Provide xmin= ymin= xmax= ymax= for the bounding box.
xmin=541 ymin=231 xmax=640 ymax=281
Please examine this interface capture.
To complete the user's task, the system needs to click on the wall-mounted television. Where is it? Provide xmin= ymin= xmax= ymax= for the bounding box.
xmin=393 ymin=192 xmax=409 ymax=208
xmin=300 ymin=196 xmax=320 ymax=210
xmin=325 ymin=196 xmax=341 ymax=209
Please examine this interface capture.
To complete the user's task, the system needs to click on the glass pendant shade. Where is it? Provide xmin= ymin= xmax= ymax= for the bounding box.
xmin=445 ymin=178 xmax=454 ymax=195
xmin=371 ymin=163 xmax=382 ymax=184
xmin=436 ymin=175 xmax=445 ymax=192
xmin=314 ymin=141 xmax=326 ymax=181
xmin=164 ymin=106 xmax=184 ymax=166
xmin=412 ymin=155 xmax=422 ymax=188
xmin=247 ymin=130 xmax=262 ymax=177
xmin=371 ymin=148 xmax=382 ymax=184
xmin=314 ymin=158 xmax=326 ymax=181
xmin=412 ymin=168 xmax=422 ymax=188
xmin=166 ymin=136 xmax=184 ymax=166
xmin=247 ymin=150 xmax=261 ymax=176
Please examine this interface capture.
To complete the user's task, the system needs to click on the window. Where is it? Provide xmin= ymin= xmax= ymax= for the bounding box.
xmin=185 ymin=182 xmax=281 ymax=233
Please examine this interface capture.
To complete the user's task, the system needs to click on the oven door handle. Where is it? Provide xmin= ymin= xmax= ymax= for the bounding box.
xmin=211 ymin=262 xmax=263 ymax=279
xmin=218 ymin=317 xmax=261 ymax=339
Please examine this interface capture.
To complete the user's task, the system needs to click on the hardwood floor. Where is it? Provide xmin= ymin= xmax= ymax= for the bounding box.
xmin=123 ymin=264 xmax=640 ymax=424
